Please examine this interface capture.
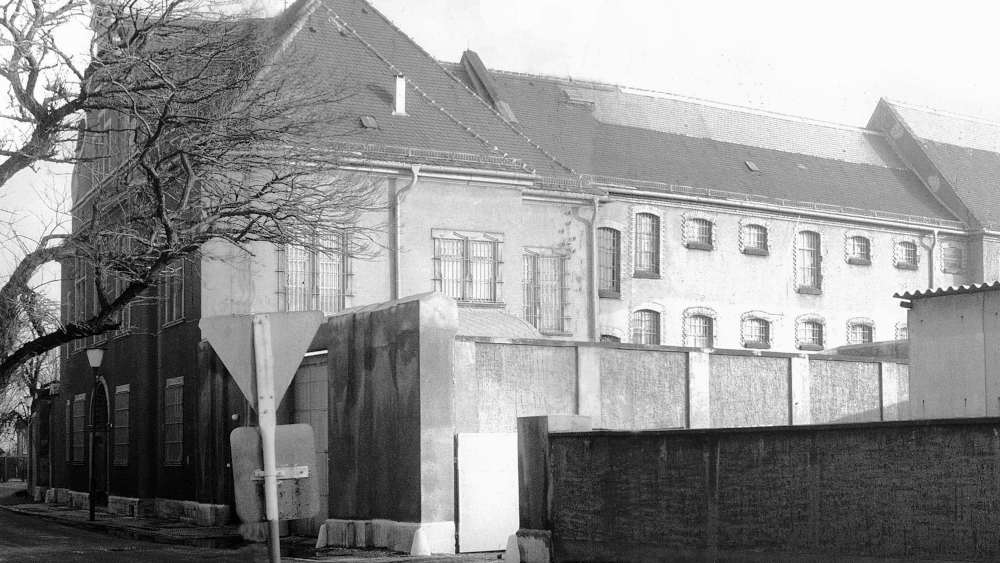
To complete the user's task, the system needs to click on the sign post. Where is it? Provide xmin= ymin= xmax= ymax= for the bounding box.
xmin=201 ymin=311 xmax=323 ymax=563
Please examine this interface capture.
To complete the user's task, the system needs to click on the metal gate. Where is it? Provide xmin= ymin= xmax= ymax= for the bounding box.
xmin=456 ymin=433 xmax=518 ymax=552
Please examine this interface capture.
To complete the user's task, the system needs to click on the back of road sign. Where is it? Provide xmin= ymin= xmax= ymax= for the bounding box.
xmin=231 ymin=424 xmax=319 ymax=522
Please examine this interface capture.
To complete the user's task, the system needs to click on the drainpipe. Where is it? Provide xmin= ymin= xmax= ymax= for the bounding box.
xmin=571 ymin=196 xmax=600 ymax=340
xmin=927 ymin=229 xmax=938 ymax=289
xmin=391 ymin=165 xmax=421 ymax=300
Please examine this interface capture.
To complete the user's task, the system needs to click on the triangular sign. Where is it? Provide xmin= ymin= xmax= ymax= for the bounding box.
xmin=259 ymin=310 xmax=324 ymax=407
xmin=200 ymin=314 xmax=255 ymax=405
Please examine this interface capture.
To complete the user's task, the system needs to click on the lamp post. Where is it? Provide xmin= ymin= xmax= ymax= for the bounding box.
xmin=85 ymin=347 xmax=104 ymax=522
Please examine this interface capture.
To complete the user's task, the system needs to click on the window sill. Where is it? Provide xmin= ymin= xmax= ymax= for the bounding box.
xmin=895 ymin=262 xmax=918 ymax=271
xmin=846 ymin=257 xmax=871 ymax=266
xmin=540 ymin=330 xmax=573 ymax=337
xmin=598 ymin=290 xmax=621 ymax=299
xmin=797 ymin=343 xmax=824 ymax=352
xmin=161 ymin=319 xmax=186 ymax=330
xmin=742 ymin=247 xmax=769 ymax=256
xmin=685 ymin=241 xmax=714 ymax=251
xmin=743 ymin=341 xmax=771 ymax=350
xmin=456 ymin=301 xmax=506 ymax=309
xmin=941 ymin=267 xmax=965 ymax=275
xmin=632 ymin=271 xmax=660 ymax=279
xmin=796 ymin=286 xmax=822 ymax=295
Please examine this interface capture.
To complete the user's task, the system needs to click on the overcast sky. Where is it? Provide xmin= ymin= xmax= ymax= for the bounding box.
xmin=6 ymin=0 xmax=1000 ymax=281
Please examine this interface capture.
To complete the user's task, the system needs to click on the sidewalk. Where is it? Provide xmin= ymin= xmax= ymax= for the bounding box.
xmin=0 ymin=482 xmax=501 ymax=562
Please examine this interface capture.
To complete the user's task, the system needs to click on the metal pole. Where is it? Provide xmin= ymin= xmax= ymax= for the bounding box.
xmin=88 ymin=367 xmax=97 ymax=521
xmin=253 ymin=314 xmax=281 ymax=563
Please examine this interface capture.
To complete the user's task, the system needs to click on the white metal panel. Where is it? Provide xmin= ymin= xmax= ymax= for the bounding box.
xmin=457 ymin=432 xmax=519 ymax=553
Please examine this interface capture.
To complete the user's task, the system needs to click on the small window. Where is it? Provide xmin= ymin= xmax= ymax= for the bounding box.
xmin=742 ymin=317 xmax=771 ymax=349
xmin=686 ymin=314 xmax=714 ymax=348
xmin=113 ymin=385 xmax=130 ymax=466
xmin=279 ymin=235 xmax=350 ymax=315
xmin=597 ymin=228 xmax=621 ymax=298
xmin=634 ymin=213 xmax=660 ymax=276
xmin=160 ymin=262 xmax=184 ymax=326
xmin=942 ymin=244 xmax=965 ymax=273
xmin=631 ymin=309 xmax=660 ymax=345
xmin=847 ymin=321 xmax=874 ymax=345
xmin=895 ymin=241 xmax=918 ymax=270
xmin=742 ymin=224 xmax=768 ymax=256
xmin=797 ymin=320 xmax=824 ymax=350
xmin=796 ymin=231 xmax=822 ymax=293
xmin=847 ymin=236 xmax=871 ymax=265
xmin=164 ymin=377 xmax=184 ymax=466
xmin=685 ymin=218 xmax=713 ymax=251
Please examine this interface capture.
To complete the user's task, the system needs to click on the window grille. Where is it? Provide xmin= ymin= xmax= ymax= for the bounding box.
xmin=798 ymin=320 xmax=824 ymax=348
xmin=163 ymin=377 xmax=184 ymax=466
xmin=686 ymin=314 xmax=714 ymax=348
xmin=597 ymin=228 xmax=621 ymax=296
xmin=896 ymin=241 xmax=918 ymax=269
xmin=686 ymin=218 xmax=713 ymax=249
xmin=848 ymin=322 xmax=874 ymax=345
xmin=113 ymin=385 xmax=130 ymax=466
xmin=280 ymin=236 xmax=349 ymax=314
xmin=743 ymin=317 xmax=771 ymax=348
xmin=743 ymin=224 xmax=768 ymax=254
xmin=848 ymin=236 xmax=871 ymax=264
xmin=797 ymin=231 xmax=821 ymax=291
xmin=634 ymin=213 xmax=660 ymax=275
xmin=631 ymin=309 xmax=660 ymax=345
xmin=523 ymin=252 xmax=569 ymax=333
xmin=71 ymin=394 xmax=86 ymax=463
xmin=432 ymin=234 xmax=502 ymax=303
xmin=72 ymin=259 xmax=87 ymax=352
xmin=160 ymin=263 xmax=184 ymax=325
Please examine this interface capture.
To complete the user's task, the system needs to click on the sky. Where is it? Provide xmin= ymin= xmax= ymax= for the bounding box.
xmin=5 ymin=0 xmax=1000 ymax=283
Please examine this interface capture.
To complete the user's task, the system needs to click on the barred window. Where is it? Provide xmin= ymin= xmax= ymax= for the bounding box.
xmin=597 ymin=228 xmax=621 ymax=297
xmin=847 ymin=322 xmax=874 ymax=345
xmin=743 ymin=317 xmax=771 ymax=349
xmin=113 ymin=385 xmax=130 ymax=466
xmin=163 ymin=377 xmax=183 ymax=466
xmin=798 ymin=320 xmax=824 ymax=349
xmin=634 ymin=213 xmax=660 ymax=275
xmin=112 ymin=274 xmax=132 ymax=338
xmin=847 ymin=236 xmax=871 ymax=265
xmin=279 ymin=237 xmax=349 ymax=315
xmin=72 ymin=259 xmax=88 ymax=352
xmin=686 ymin=218 xmax=713 ymax=250
xmin=600 ymin=334 xmax=621 ymax=343
xmin=797 ymin=231 xmax=821 ymax=291
xmin=523 ymin=252 xmax=569 ymax=334
xmin=631 ymin=309 xmax=660 ymax=345
xmin=160 ymin=263 xmax=184 ymax=326
xmin=896 ymin=241 xmax=918 ymax=269
xmin=743 ymin=224 xmax=768 ymax=254
xmin=71 ymin=393 xmax=86 ymax=463
xmin=686 ymin=315 xmax=714 ymax=348
xmin=433 ymin=231 xmax=503 ymax=303
xmin=896 ymin=323 xmax=908 ymax=340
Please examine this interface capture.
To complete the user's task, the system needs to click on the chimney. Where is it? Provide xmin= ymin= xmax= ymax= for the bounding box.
xmin=393 ymin=74 xmax=407 ymax=116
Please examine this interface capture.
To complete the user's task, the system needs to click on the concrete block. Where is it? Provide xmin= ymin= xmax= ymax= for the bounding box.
xmin=317 ymin=519 xmax=372 ymax=547
xmin=68 ymin=490 xmax=89 ymax=509
xmin=688 ymin=351 xmax=711 ymax=428
xmin=107 ymin=495 xmax=141 ymax=517
xmin=53 ymin=487 xmax=70 ymax=504
xmin=576 ymin=347 xmax=601 ymax=419
xmin=506 ymin=529 xmax=551 ymax=563
xmin=32 ymin=486 xmax=47 ymax=502
xmin=153 ymin=498 xmax=230 ymax=526
xmin=44 ymin=488 xmax=56 ymax=504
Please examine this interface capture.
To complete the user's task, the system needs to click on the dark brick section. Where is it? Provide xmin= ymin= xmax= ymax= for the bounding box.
xmin=545 ymin=419 xmax=1000 ymax=561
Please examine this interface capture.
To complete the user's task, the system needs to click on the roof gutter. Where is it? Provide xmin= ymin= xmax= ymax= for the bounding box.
xmin=339 ymin=158 xmax=537 ymax=181
xmin=604 ymin=186 xmax=968 ymax=235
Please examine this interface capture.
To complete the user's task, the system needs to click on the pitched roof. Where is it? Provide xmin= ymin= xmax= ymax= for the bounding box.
xmin=446 ymin=64 xmax=959 ymax=224
xmin=265 ymin=0 xmax=574 ymax=177
xmin=883 ymin=100 xmax=1000 ymax=229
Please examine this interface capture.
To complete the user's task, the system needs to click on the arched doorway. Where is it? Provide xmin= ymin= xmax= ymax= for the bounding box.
xmin=90 ymin=379 xmax=110 ymax=508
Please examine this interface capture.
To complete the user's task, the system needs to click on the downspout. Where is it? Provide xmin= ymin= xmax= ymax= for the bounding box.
xmin=927 ymin=229 xmax=938 ymax=289
xmin=391 ymin=165 xmax=421 ymax=300
xmin=570 ymin=196 xmax=600 ymax=340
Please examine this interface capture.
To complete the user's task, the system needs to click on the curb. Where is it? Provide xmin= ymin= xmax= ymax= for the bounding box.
xmin=0 ymin=504 xmax=246 ymax=549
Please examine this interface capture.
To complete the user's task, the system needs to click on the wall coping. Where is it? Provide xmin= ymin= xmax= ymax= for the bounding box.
xmin=551 ymin=416 xmax=1000 ymax=439
xmin=457 ymin=336 xmax=908 ymax=365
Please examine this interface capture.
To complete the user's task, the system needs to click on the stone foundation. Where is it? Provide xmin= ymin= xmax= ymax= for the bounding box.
xmin=153 ymin=498 xmax=230 ymax=527
xmin=107 ymin=495 xmax=154 ymax=518
xmin=315 ymin=518 xmax=455 ymax=555
xmin=68 ymin=490 xmax=89 ymax=509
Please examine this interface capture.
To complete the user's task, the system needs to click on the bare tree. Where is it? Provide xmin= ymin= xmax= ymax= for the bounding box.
xmin=0 ymin=0 xmax=381 ymax=384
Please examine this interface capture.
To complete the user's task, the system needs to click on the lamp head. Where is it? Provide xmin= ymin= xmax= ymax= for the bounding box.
xmin=85 ymin=347 xmax=105 ymax=369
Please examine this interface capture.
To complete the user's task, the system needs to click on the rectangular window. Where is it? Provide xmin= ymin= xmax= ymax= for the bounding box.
xmin=597 ymin=228 xmax=621 ymax=297
xmin=523 ymin=252 xmax=569 ymax=334
xmin=634 ymin=213 xmax=660 ymax=276
xmin=895 ymin=241 xmax=918 ymax=270
xmin=160 ymin=263 xmax=184 ymax=326
xmin=742 ymin=224 xmax=769 ymax=255
xmin=71 ymin=393 xmax=86 ymax=463
xmin=686 ymin=315 xmax=714 ymax=348
xmin=685 ymin=218 xmax=713 ymax=250
xmin=797 ymin=231 xmax=821 ymax=292
xmin=73 ymin=259 xmax=87 ymax=352
xmin=113 ymin=385 xmax=130 ymax=466
xmin=280 ymin=237 xmax=350 ymax=315
xmin=163 ymin=377 xmax=183 ymax=466
xmin=798 ymin=321 xmax=824 ymax=350
xmin=432 ymin=231 xmax=503 ymax=304
xmin=848 ymin=323 xmax=874 ymax=345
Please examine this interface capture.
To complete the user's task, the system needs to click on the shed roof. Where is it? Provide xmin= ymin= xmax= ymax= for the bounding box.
xmin=894 ymin=281 xmax=1000 ymax=301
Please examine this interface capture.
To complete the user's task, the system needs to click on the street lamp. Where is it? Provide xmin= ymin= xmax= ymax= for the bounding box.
xmin=85 ymin=347 xmax=104 ymax=522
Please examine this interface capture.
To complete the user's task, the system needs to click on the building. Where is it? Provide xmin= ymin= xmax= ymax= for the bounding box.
xmin=44 ymin=0 xmax=1000 ymax=528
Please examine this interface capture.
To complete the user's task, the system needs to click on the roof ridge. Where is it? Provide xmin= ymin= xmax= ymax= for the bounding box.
xmin=350 ymin=0 xmax=577 ymax=176
xmin=470 ymin=63 xmax=888 ymax=137
xmin=886 ymin=97 xmax=1000 ymax=130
